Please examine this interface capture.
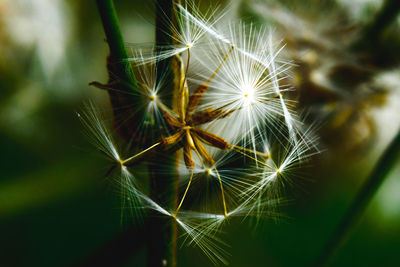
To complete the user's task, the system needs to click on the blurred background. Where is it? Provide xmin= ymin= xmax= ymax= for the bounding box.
xmin=0 ymin=0 xmax=399 ymax=266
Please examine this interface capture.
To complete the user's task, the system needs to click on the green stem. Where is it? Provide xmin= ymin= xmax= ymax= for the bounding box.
xmin=353 ymin=0 xmax=400 ymax=49
xmin=315 ymin=130 xmax=400 ymax=266
xmin=146 ymin=1 xmax=179 ymax=267
xmin=95 ymin=0 xmax=142 ymax=142
xmin=95 ymin=1 xmax=179 ymax=265
xmin=95 ymin=0 xmax=138 ymax=90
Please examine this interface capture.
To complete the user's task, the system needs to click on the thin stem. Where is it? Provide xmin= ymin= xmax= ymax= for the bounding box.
xmin=353 ymin=0 xmax=400 ymax=48
xmin=174 ymin=171 xmax=194 ymax=217
xmin=205 ymin=45 xmax=235 ymax=85
xmin=184 ymin=48 xmax=191 ymax=83
xmin=147 ymin=1 xmax=179 ymax=267
xmin=214 ymin=168 xmax=228 ymax=217
xmin=232 ymin=145 xmax=270 ymax=159
xmin=121 ymin=142 xmax=161 ymax=165
xmin=315 ymin=130 xmax=400 ymax=266
xmin=231 ymin=147 xmax=275 ymax=169
xmin=95 ymin=0 xmax=138 ymax=91
xmin=95 ymin=0 xmax=143 ymax=142
xmin=177 ymin=54 xmax=188 ymax=122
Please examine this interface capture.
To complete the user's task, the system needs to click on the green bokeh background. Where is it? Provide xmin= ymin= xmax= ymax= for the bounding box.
xmin=1 ymin=0 xmax=399 ymax=266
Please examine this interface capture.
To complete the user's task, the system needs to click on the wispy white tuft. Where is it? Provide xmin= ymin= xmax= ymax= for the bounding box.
xmin=78 ymin=102 xmax=121 ymax=163
xmin=191 ymin=24 xmax=295 ymax=155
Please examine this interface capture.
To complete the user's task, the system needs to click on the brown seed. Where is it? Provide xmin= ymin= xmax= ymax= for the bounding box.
xmin=186 ymin=131 xmax=196 ymax=150
xmin=193 ymin=128 xmax=230 ymax=150
xmin=186 ymin=84 xmax=209 ymax=119
xmin=183 ymin=142 xmax=195 ymax=169
xmin=192 ymin=134 xmax=215 ymax=165
xmin=163 ymin=112 xmax=183 ymax=127
xmin=161 ymin=131 xmax=184 ymax=145
xmin=191 ymin=108 xmax=233 ymax=125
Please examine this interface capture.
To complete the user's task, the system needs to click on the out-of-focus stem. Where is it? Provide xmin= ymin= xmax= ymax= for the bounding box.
xmin=315 ymin=130 xmax=400 ymax=266
xmin=353 ymin=0 xmax=400 ymax=48
xmin=146 ymin=1 xmax=179 ymax=267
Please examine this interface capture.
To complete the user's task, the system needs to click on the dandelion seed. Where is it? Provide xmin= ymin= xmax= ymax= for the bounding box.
xmin=127 ymin=2 xmax=228 ymax=65
xmin=176 ymin=2 xmax=231 ymax=45
xmin=191 ymin=24 xmax=294 ymax=157
xmin=175 ymin=211 xmax=229 ymax=265
xmin=78 ymin=102 xmax=121 ymax=163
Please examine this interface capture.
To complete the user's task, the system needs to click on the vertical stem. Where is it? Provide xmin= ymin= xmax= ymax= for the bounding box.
xmin=353 ymin=0 xmax=400 ymax=48
xmin=147 ymin=1 xmax=179 ymax=267
xmin=214 ymin=168 xmax=228 ymax=217
xmin=95 ymin=0 xmax=138 ymax=90
xmin=95 ymin=0 xmax=143 ymax=141
xmin=95 ymin=1 xmax=177 ymax=266
xmin=315 ymin=130 xmax=400 ymax=266
xmin=96 ymin=0 xmax=180 ymax=265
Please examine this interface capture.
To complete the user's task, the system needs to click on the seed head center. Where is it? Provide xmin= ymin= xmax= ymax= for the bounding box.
xmin=242 ymin=86 xmax=256 ymax=106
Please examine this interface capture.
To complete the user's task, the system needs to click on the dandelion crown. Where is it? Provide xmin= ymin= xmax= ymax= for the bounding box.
xmin=82 ymin=1 xmax=317 ymax=264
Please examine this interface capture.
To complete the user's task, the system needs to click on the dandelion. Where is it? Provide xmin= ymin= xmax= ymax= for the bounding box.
xmin=89 ymin=1 xmax=317 ymax=265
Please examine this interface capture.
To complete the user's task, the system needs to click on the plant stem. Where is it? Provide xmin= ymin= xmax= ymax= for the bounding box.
xmin=95 ymin=0 xmax=138 ymax=90
xmin=95 ymin=0 xmax=143 ymax=141
xmin=315 ymin=130 xmax=400 ymax=266
xmin=146 ymin=1 xmax=179 ymax=267
xmin=353 ymin=0 xmax=400 ymax=49
xmin=95 ymin=0 xmax=179 ymax=265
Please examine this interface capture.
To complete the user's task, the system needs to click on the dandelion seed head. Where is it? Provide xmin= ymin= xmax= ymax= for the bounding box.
xmin=242 ymin=84 xmax=257 ymax=106
xmin=84 ymin=2 xmax=320 ymax=264
xmin=149 ymin=93 xmax=156 ymax=101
